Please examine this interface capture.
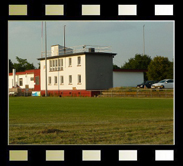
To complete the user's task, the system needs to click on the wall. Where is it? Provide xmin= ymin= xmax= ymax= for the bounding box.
xmin=113 ymin=71 xmax=144 ymax=87
xmin=86 ymin=54 xmax=113 ymax=90
xmin=51 ymin=45 xmax=73 ymax=56
xmin=51 ymin=45 xmax=59 ymax=56
xmin=40 ymin=90 xmax=101 ymax=97
xmin=40 ymin=54 xmax=86 ymax=91
xmin=33 ymin=69 xmax=40 ymax=91
xmin=9 ymin=73 xmax=34 ymax=89
xmin=9 ymin=75 xmax=13 ymax=88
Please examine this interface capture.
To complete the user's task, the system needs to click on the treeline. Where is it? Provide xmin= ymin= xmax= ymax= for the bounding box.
xmin=9 ymin=56 xmax=39 ymax=73
xmin=10 ymin=55 xmax=173 ymax=82
xmin=114 ymin=54 xmax=173 ymax=81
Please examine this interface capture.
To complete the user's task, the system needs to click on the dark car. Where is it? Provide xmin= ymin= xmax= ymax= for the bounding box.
xmin=137 ymin=80 xmax=158 ymax=88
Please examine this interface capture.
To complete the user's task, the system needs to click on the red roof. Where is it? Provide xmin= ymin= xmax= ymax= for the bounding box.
xmin=9 ymin=69 xmax=40 ymax=76
xmin=113 ymin=69 xmax=147 ymax=72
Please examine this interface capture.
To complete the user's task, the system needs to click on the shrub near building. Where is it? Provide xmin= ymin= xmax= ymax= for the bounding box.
xmin=147 ymin=56 xmax=173 ymax=81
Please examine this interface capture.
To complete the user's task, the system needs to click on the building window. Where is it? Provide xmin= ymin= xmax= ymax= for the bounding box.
xmin=19 ymin=78 xmax=23 ymax=86
xmin=58 ymin=59 xmax=60 ymax=66
xmin=58 ymin=59 xmax=60 ymax=70
xmin=77 ymin=57 xmax=81 ymax=66
xmin=35 ymin=76 xmax=39 ymax=85
xmin=49 ymin=60 xmax=53 ymax=71
xmin=55 ymin=60 xmax=57 ymax=70
xmin=54 ymin=76 xmax=57 ymax=84
xmin=60 ymin=76 xmax=64 ymax=84
xmin=58 ymin=59 xmax=63 ymax=71
xmin=61 ymin=59 xmax=63 ymax=70
xmin=78 ymin=75 xmax=81 ymax=84
xmin=30 ymin=77 xmax=34 ymax=81
xmin=48 ymin=76 xmax=51 ymax=85
xmin=52 ymin=60 xmax=55 ymax=71
xmin=69 ymin=58 xmax=72 ymax=67
xmin=53 ymin=60 xmax=55 ymax=67
xmin=69 ymin=75 xmax=72 ymax=84
xmin=55 ymin=60 xmax=57 ymax=67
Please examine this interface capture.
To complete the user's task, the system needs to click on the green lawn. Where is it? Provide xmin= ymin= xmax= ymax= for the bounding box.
xmin=9 ymin=97 xmax=173 ymax=145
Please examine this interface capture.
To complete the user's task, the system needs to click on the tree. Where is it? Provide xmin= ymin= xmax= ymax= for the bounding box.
xmin=9 ymin=59 xmax=14 ymax=73
xmin=121 ymin=54 xmax=152 ymax=70
xmin=38 ymin=62 xmax=40 ymax=69
xmin=113 ymin=64 xmax=120 ymax=69
xmin=13 ymin=56 xmax=36 ymax=72
xmin=166 ymin=62 xmax=173 ymax=79
xmin=146 ymin=56 xmax=173 ymax=81
xmin=121 ymin=54 xmax=152 ymax=81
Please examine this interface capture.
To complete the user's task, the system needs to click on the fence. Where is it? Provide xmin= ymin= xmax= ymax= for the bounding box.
xmin=9 ymin=87 xmax=33 ymax=96
xmin=99 ymin=89 xmax=173 ymax=98
xmin=41 ymin=45 xmax=112 ymax=57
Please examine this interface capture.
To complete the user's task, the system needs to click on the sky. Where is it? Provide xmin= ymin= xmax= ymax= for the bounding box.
xmin=8 ymin=21 xmax=174 ymax=68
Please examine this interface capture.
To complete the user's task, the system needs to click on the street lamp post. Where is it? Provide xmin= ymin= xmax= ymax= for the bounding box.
xmin=143 ymin=25 xmax=145 ymax=56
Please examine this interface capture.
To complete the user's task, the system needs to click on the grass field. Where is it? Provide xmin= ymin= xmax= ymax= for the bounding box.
xmin=9 ymin=97 xmax=173 ymax=145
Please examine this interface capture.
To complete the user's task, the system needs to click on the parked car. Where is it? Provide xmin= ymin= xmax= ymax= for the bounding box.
xmin=137 ymin=80 xmax=158 ymax=88
xmin=151 ymin=79 xmax=173 ymax=89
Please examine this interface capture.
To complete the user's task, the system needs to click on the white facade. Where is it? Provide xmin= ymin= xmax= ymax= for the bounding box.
xmin=51 ymin=45 xmax=73 ymax=56
xmin=113 ymin=71 xmax=144 ymax=87
xmin=40 ymin=54 xmax=86 ymax=91
xmin=9 ymin=73 xmax=35 ymax=89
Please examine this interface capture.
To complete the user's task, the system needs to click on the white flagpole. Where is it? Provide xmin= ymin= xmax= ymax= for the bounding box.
xmin=143 ymin=25 xmax=145 ymax=56
xmin=41 ymin=21 xmax=43 ymax=57
xmin=45 ymin=22 xmax=47 ymax=97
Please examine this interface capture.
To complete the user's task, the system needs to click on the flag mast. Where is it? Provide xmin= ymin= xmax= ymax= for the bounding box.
xmin=45 ymin=22 xmax=47 ymax=97
xmin=143 ymin=25 xmax=145 ymax=56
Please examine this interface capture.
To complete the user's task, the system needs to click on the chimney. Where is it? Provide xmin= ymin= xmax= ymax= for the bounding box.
xmin=13 ymin=69 xmax=16 ymax=87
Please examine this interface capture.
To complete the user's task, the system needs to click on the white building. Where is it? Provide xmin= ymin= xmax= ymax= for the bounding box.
xmin=9 ymin=69 xmax=40 ymax=90
xmin=38 ymin=46 xmax=116 ymax=96
xmin=9 ymin=45 xmax=146 ymax=97
xmin=113 ymin=69 xmax=146 ymax=87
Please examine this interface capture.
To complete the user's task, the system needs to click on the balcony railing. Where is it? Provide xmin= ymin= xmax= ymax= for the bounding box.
xmin=41 ymin=45 xmax=112 ymax=57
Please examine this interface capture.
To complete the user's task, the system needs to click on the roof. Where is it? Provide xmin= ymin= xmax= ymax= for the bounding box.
xmin=113 ymin=69 xmax=147 ymax=72
xmin=9 ymin=69 xmax=40 ymax=76
xmin=37 ymin=52 xmax=117 ymax=61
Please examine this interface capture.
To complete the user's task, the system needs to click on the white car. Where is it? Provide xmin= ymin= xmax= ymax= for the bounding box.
xmin=151 ymin=79 xmax=173 ymax=89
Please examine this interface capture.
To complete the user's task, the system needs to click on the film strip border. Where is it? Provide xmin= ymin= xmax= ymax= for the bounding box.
xmin=8 ymin=149 xmax=175 ymax=162
xmin=4 ymin=1 xmax=177 ymax=166
xmin=8 ymin=4 xmax=174 ymax=16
